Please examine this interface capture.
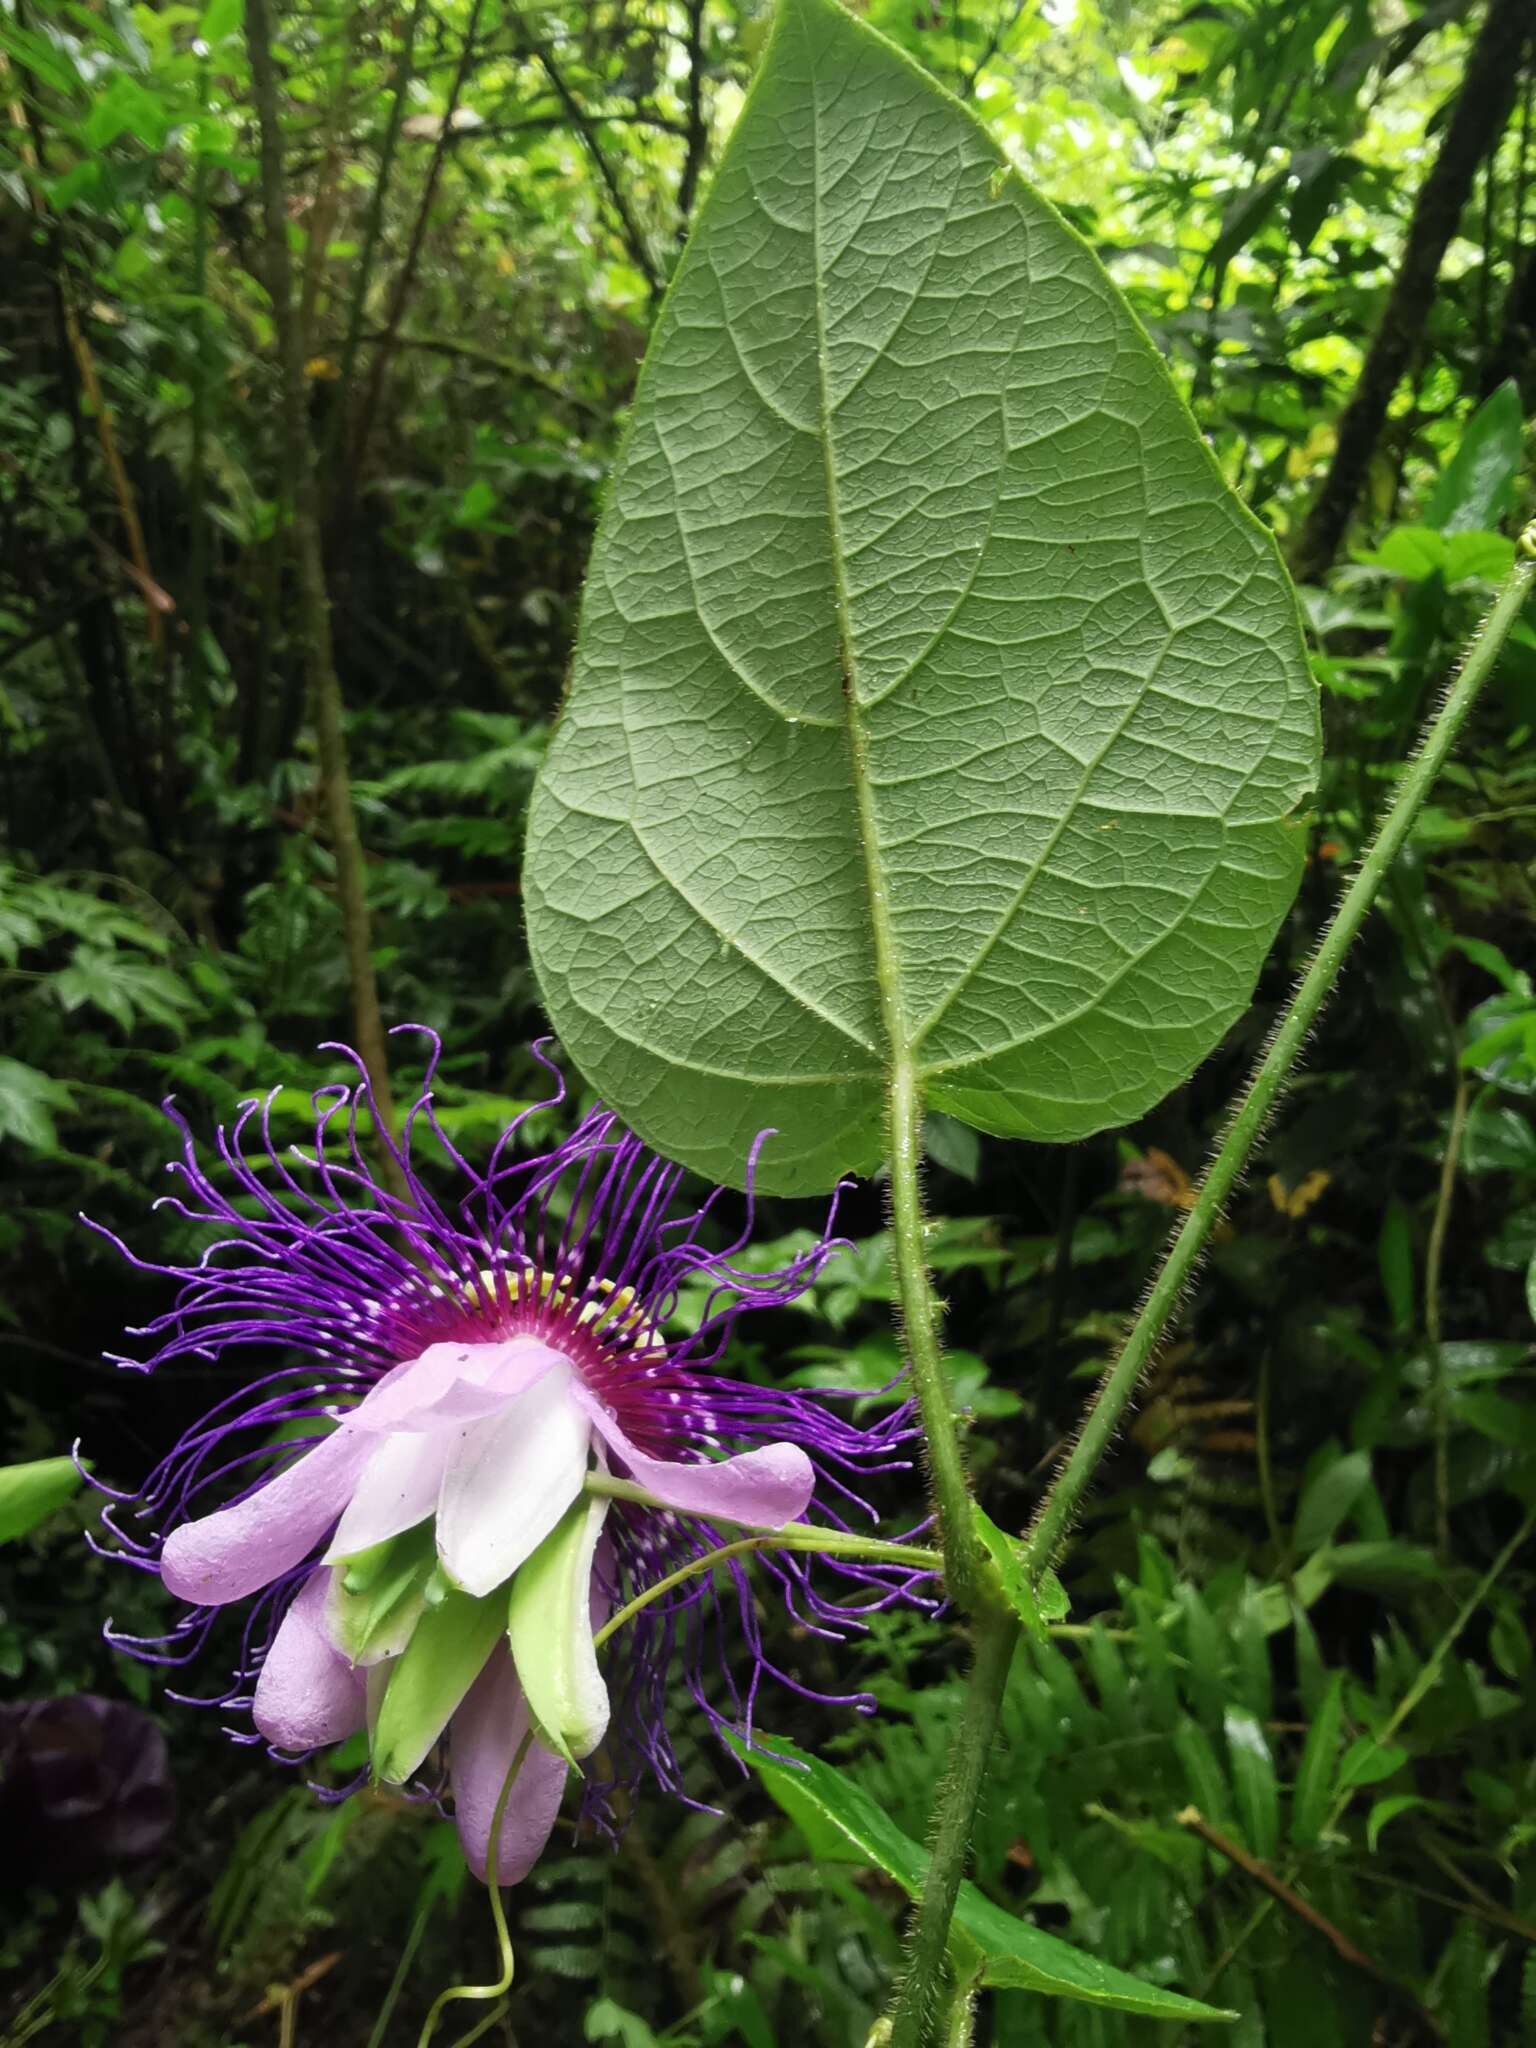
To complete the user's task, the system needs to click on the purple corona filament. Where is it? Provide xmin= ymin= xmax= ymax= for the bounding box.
xmin=87 ymin=1031 xmax=931 ymax=1882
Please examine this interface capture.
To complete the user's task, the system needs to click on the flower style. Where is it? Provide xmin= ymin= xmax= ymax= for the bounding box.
xmin=88 ymin=1034 xmax=926 ymax=1883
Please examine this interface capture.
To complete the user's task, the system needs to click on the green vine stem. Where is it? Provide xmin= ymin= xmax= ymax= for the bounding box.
xmin=416 ymin=1730 xmax=532 ymax=2048
xmin=884 ymin=518 xmax=1536 ymax=2045
xmin=887 ymin=1607 xmax=1020 ymax=2048
xmin=887 ymin=1054 xmax=989 ymax=1612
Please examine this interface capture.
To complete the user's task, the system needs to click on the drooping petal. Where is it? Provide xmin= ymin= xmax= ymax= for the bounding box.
xmin=574 ymin=1388 xmax=814 ymax=1530
xmin=161 ymin=1339 xmax=565 ymax=1607
xmin=435 ymin=1363 xmax=590 ymax=1598
xmin=252 ymin=1570 xmax=367 ymax=1752
xmin=161 ymin=1426 xmax=375 ymax=1606
xmin=323 ymin=1430 xmax=455 ymax=1561
xmin=507 ymin=1492 xmax=611 ymax=1764
xmin=450 ymin=1645 xmax=568 ymax=1886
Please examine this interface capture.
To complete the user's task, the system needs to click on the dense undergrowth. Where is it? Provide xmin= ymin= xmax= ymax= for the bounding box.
xmin=2 ymin=0 xmax=1535 ymax=2042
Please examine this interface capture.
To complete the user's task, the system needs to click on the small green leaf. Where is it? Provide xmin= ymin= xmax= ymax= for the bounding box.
xmin=1443 ymin=1919 xmax=1491 ymax=2048
xmin=198 ymin=0 xmax=244 ymax=42
xmin=1366 ymin=1793 xmax=1428 ymax=1853
xmin=1359 ymin=526 xmax=1515 ymax=584
xmin=1424 ymin=381 xmax=1524 ymax=536
xmin=1173 ymin=1717 xmax=1233 ymax=1831
xmin=82 ymin=74 xmax=173 ymax=152
xmin=452 ymin=477 xmax=499 ymax=528
xmin=924 ymin=1111 xmax=981 ymax=1182
xmin=971 ymin=1506 xmax=1065 ymax=1633
xmin=1177 ymin=1584 xmax=1226 ymax=1727
xmin=1450 ymin=1390 xmax=1536 ymax=1451
xmin=1319 ymin=1540 xmax=1440 ymax=1590
xmin=47 ymin=160 xmax=102 ymax=210
xmin=372 ymin=1582 xmax=504 ymax=1785
xmin=1489 ymin=1599 xmax=1531 ymax=1680
xmin=1294 ymin=1449 xmax=1372 ymax=1554
xmin=1336 ymin=1736 xmax=1408 ymax=1793
xmin=0 ymin=1057 xmax=75 ymax=1152
xmin=0 ymin=1455 xmax=86 ymax=1543
xmin=506 ymin=1493 xmax=610 ymax=1766
xmin=736 ymin=1730 xmax=1233 ymax=2022
xmin=1224 ymin=1709 xmax=1279 ymax=1860
xmin=1289 ymin=1670 xmax=1343 ymax=1848
xmin=1463 ymin=1099 xmax=1536 ymax=1175
xmin=1464 ymin=1768 xmax=1518 ymax=1817
xmin=585 ymin=1999 xmax=662 ymax=2048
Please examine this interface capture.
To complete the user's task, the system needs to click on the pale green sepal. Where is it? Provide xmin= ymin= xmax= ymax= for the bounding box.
xmin=0 ymin=1455 xmax=87 ymax=1543
xmin=327 ymin=1519 xmax=438 ymax=1667
xmin=371 ymin=1581 xmax=504 ymax=1785
xmin=506 ymin=1490 xmax=611 ymax=1768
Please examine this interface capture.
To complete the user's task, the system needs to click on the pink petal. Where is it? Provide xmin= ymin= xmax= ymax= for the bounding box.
xmin=435 ymin=1364 xmax=591 ymax=1597
xmin=355 ymin=1336 xmax=562 ymax=1435
xmin=161 ymin=1425 xmax=375 ymax=1605
xmin=161 ymin=1339 xmax=565 ymax=1607
xmin=251 ymin=1569 xmax=367 ymax=1752
xmin=574 ymin=1389 xmax=814 ymax=1530
xmin=450 ymin=1646 xmax=568 ymax=1885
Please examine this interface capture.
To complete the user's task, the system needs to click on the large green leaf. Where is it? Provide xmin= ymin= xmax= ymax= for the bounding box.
xmin=525 ymin=0 xmax=1317 ymax=1192
xmin=736 ymin=1730 xmax=1233 ymax=2022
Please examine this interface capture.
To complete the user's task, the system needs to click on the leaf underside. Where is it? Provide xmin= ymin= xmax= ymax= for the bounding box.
xmin=525 ymin=0 xmax=1318 ymax=1193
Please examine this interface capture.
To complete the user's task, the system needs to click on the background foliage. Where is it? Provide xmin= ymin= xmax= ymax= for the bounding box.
xmin=1 ymin=0 xmax=1534 ymax=2041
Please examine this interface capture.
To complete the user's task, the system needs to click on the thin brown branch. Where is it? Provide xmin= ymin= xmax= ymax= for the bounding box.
xmin=245 ymin=0 xmax=403 ymax=1183
xmin=473 ymin=108 xmax=689 ymax=141
xmin=324 ymin=0 xmax=428 ymax=481
xmin=298 ymin=0 xmax=367 ymax=360
xmin=3 ymin=40 xmax=164 ymax=655
xmin=1175 ymin=1808 xmax=1442 ymax=2036
xmin=675 ymin=0 xmax=708 ymax=231
xmin=520 ymin=25 xmax=660 ymax=294
xmin=1289 ymin=0 xmax=1532 ymax=581
xmin=960 ymin=0 xmax=1037 ymax=100
xmin=347 ymin=0 xmax=490 ymax=490
xmin=348 ymin=327 xmax=605 ymax=417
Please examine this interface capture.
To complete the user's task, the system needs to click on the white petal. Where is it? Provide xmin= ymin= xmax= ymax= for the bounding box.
xmin=435 ymin=1363 xmax=591 ymax=1597
xmin=323 ymin=1430 xmax=455 ymax=1562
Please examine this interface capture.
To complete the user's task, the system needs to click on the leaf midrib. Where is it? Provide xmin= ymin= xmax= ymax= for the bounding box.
xmin=806 ymin=49 xmax=923 ymax=1117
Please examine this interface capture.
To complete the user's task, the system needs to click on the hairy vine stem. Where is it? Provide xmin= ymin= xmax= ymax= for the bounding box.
xmin=881 ymin=520 xmax=1536 ymax=2044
